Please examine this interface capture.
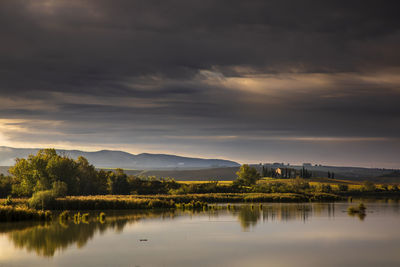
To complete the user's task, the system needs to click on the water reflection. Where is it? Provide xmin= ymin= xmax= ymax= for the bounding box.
xmin=1 ymin=201 xmax=399 ymax=258
xmin=1 ymin=210 xmax=175 ymax=257
xmin=347 ymin=211 xmax=366 ymax=221
xmin=237 ymin=206 xmax=261 ymax=229
xmin=235 ymin=204 xmax=312 ymax=230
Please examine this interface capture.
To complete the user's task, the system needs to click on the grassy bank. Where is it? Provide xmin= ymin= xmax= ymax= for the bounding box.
xmin=2 ymin=190 xmax=400 ymax=222
xmin=52 ymin=197 xmax=176 ymax=210
xmin=1 ymin=176 xmax=399 ymax=222
xmin=131 ymin=192 xmax=342 ymax=203
xmin=1 ymin=192 xmax=342 ymax=213
xmin=17 ymin=192 xmax=342 ymax=210
xmin=0 ymin=206 xmax=52 ymax=222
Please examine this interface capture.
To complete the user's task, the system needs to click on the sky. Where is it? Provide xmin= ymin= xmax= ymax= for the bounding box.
xmin=0 ymin=0 xmax=400 ymax=168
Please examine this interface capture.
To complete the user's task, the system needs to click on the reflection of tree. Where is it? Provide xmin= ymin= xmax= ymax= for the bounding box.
xmin=237 ymin=206 xmax=260 ymax=230
xmin=2 ymin=203 xmax=367 ymax=257
xmin=6 ymin=210 xmax=175 ymax=257
xmin=9 ymin=222 xmax=110 ymax=256
xmin=236 ymin=204 xmax=315 ymax=230
xmin=347 ymin=211 xmax=366 ymax=221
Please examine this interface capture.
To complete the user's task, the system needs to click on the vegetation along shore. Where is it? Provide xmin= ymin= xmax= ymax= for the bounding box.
xmin=0 ymin=149 xmax=399 ymax=221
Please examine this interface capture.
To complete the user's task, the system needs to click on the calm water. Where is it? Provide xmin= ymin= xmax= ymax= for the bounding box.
xmin=1 ymin=201 xmax=400 ymax=267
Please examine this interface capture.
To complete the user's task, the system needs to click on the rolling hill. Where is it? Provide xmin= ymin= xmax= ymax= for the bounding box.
xmin=0 ymin=146 xmax=240 ymax=170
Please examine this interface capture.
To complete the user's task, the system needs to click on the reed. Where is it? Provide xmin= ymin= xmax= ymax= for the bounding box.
xmin=73 ymin=212 xmax=81 ymax=224
xmin=81 ymin=213 xmax=90 ymax=224
xmin=50 ymin=193 xmax=341 ymax=211
xmin=0 ymin=206 xmax=52 ymax=222
xmin=98 ymin=212 xmax=106 ymax=223
xmin=51 ymin=197 xmax=176 ymax=210
xmin=59 ymin=210 xmax=71 ymax=221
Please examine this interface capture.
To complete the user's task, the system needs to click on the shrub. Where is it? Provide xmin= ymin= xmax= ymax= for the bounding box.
xmin=338 ymin=184 xmax=349 ymax=192
xmin=362 ymin=181 xmax=376 ymax=192
xmin=317 ymin=184 xmax=332 ymax=193
xmin=391 ymin=185 xmax=399 ymax=191
xmin=28 ymin=190 xmax=56 ymax=210
xmin=4 ymin=195 xmax=13 ymax=206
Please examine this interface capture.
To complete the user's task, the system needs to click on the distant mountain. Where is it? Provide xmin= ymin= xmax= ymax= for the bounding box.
xmin=0 ymin=146 xmax=240 ymax=170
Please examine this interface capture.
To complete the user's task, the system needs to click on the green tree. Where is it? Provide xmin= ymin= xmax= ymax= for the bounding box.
xmin=52 ymin=181 xmax=68 ymax=197
xmin=76 ymin=156 xmax=100 ymax=195
xmin=235 ymin=164 xmax=260 ymax=186
xmin=10 ymin=149 xmax=59 ymax=196
xmin=96 ymin=169 xmax=110 ymax=195
xmin=107 ymin=169 xmax=130 ymax=194
xmin=0 ymin=174 xmax=13 ymax=197
xmin=46 ymin=153 xmax=79 ymax=195
xmin=9 ymin=149 xmax=102 ymax=196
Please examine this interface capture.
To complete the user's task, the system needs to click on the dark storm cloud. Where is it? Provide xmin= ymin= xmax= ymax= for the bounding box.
xmin=2 ymin=0 xmax=400 ymax=83
xmin=0 ymin=0 xmax=400 ymax=167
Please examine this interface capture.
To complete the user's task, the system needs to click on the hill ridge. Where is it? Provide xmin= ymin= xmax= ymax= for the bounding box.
xmin=0 ymin=146 xmax=239 ymax=170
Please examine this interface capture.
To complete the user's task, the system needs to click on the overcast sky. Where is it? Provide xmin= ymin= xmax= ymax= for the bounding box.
xmin=1 ymin=0 xmax=400 ymax=168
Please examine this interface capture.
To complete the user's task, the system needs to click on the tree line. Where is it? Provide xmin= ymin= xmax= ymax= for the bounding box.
xmin=261 ymin=166 xmax=314 ymax=179
xmin=0 ymin=150 xmax=394 ymax=199
xmin=1 ymin=149 xmax=181 ymax=197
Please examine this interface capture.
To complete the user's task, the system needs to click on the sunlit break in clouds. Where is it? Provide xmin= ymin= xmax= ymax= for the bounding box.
xmin=0 ymin=0 xmax=400 ymax=167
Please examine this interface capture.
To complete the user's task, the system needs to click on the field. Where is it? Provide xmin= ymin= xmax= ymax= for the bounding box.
xmin=181 ymin=177 xmax=361 ymax=187
xmin=178 ymin=177 xmax=398 ymax=191
xmin=258 ymin=177 xmax=364 ymax=190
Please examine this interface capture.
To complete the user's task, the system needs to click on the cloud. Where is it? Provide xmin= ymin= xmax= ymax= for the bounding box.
xmin=0 ymin=0 xmax=400 ymax=167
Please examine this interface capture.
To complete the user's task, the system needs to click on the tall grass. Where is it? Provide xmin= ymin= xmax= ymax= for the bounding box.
xmin=0 ymin=206 xmax=52 ymax=222
xmin=45 ymin=192 xmax=342 ymax=211
xmin=49 ymin=196 xmax=176 ymax=210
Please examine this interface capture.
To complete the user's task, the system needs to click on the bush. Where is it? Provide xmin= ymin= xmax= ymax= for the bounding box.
xmin=170 ymin=182 xmax=239 ymax=194
xmin=4 ymin=195 xmax=13 ymax=206
xmin=338 ymin=184 xmax=349 ymax=192
xmin=317 ymin=184 xmax=332 ymax=193
xmin=362 ymin=181 xmax=376 ymax=192
xmin=28 ymin=190 xmax=56 ymax=210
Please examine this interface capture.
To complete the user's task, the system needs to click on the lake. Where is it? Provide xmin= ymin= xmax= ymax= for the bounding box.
xmin=1 ymin=201 xmax=400 ymax=267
